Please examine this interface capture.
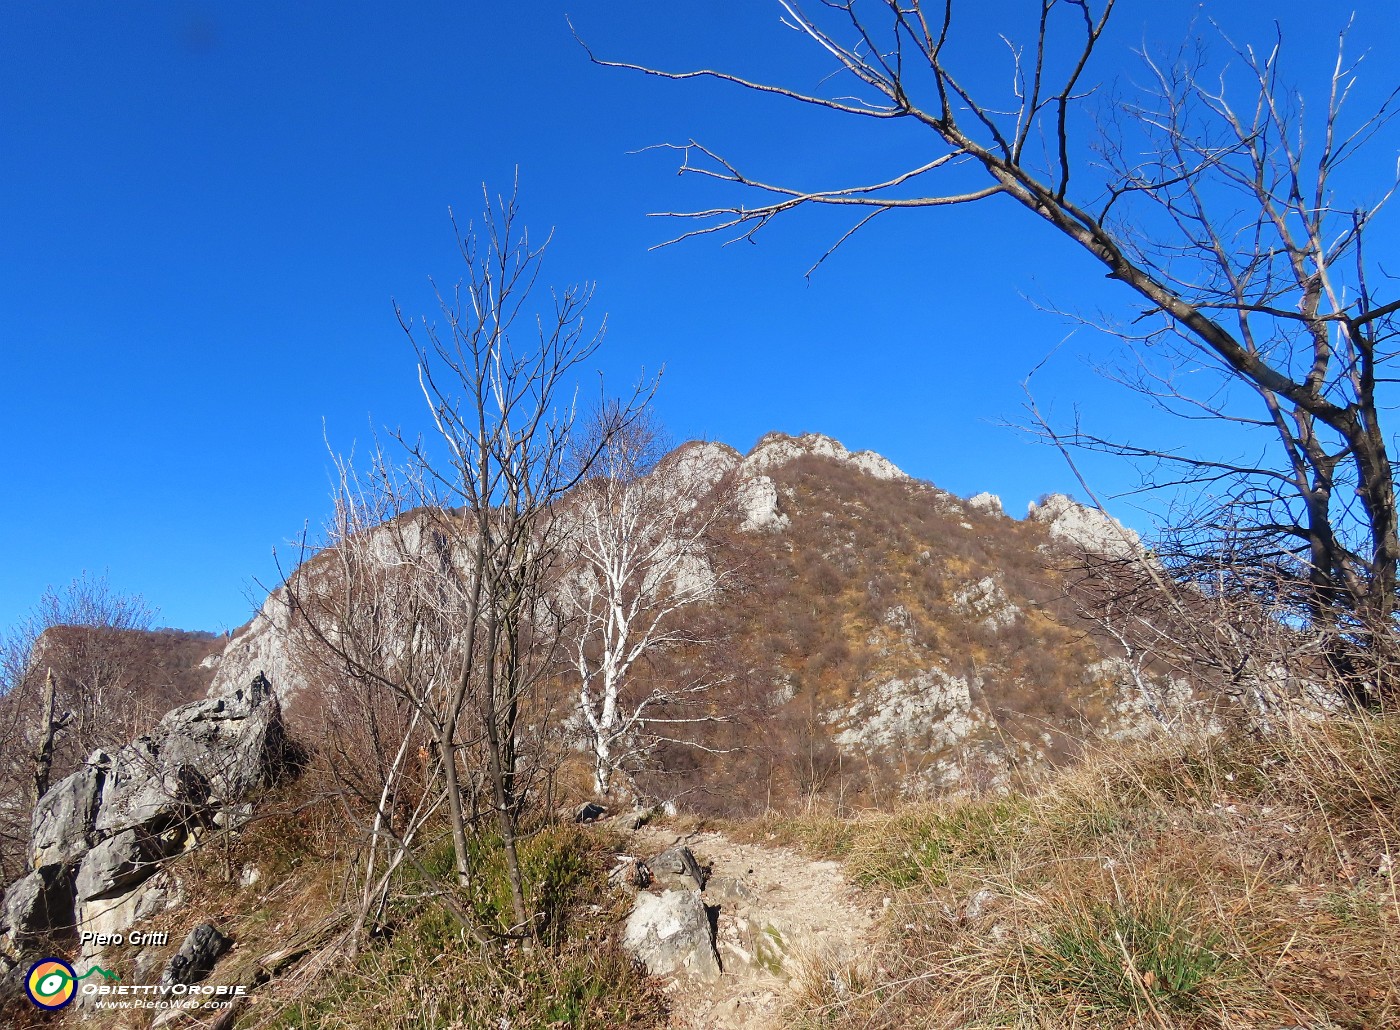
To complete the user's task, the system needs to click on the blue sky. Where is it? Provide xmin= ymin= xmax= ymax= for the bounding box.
xmin=2 ymin=2 xmax=1397 ymax=632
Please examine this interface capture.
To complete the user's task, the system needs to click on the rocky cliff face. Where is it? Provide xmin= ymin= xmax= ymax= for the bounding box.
xmin=206 ymin=591 xmax=302 ymax=704
xmin=741 ymin=431 xmax=910 ymax=483
xmin=1027 ymin=492 xmax=1144 ymax=559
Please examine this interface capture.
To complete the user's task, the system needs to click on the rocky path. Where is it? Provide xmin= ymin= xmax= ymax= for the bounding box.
xmin=624 ymin=826 xmax=875 ymax=1030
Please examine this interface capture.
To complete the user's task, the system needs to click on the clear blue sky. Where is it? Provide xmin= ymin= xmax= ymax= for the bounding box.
xmin=2 ymin=2 xmax=1396 ymax=632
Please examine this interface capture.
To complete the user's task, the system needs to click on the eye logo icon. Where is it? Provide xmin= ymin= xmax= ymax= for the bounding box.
xmin=26 ymin=959 xmax=77 ymax=1009
xmin=24 ymin=958 xmax=120 ymax=1008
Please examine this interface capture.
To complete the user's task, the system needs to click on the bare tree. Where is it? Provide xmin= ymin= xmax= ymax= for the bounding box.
xmin=1061 ymin=527 xmax=1352 ymax=734
xmin=0 ymin=572 xmax=155 ymax=881
xmin=286 ymin=184 xmax=646 ymax=952
xmin=563 ymin=414 xmax=732 ymax=798
xmin=587 ymin=3 xmax=1400 ymax=703
xmin=286 ymin=483 xmax=466 ymax=950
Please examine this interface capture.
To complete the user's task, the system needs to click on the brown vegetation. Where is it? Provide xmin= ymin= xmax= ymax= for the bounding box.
xmin=626 ymin=451 xmax=1157 ymax=816
xmin=738 ymin=710 xmax=1400 ymax=1029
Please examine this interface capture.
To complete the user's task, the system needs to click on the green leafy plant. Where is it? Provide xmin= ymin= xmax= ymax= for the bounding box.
xmin=1032 ymin=900 xmax=1228 ymax=1015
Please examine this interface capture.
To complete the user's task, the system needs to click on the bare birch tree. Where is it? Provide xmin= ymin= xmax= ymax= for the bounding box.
xmin=563 ymin=416 xmax=732 ymax=797
xmin=587 ymin=3 xmax=1400 ymax=703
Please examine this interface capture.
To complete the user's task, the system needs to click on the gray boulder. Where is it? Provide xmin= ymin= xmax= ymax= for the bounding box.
xmin=30 ymin=758 xmax=105 ymax=870
xmin=573 ymin=802 xmax=606 ymax=823
xmin=75 ymin=829 xmax=177 ymax=902
xmin=93 ymin=737 xmax=173 ymax=836
xmin=96 ymin=677 xmax=283 ymax=837
xmin=161 ymin=923 xmax=231 ymax=987
xmin=704 ymin=875 xmax=758 ymax=907
xmin=650 ymin=845 xmax=708 ymax=890
xmin=609 ymin=809 xmax=650 ymax=831
xmin=1 ymin=867 xmax=72 ymax=948
xmin=1 ymin=872 xmax=46 ymax=943
xmin=622 ymin=889 xmax=721 ymax=982
xmin=1 ymin=674 xmax=287 ymax=952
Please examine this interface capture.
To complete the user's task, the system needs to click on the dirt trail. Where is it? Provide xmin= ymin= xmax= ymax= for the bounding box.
xmin=625 ymin=826 xmax=876 ymax=1030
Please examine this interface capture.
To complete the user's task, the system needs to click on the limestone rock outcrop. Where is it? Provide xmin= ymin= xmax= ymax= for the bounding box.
xmin=967 ymin=491 xmax=1004 ymax=515
xmin=741 ymin=431 xmax=909 ymax=482
xmin=0 ymin=869 xmax=70 ymax=948
xmin=737 ymin=475 xmax=789 ymax=532
xmin=1028 ymin=493 xmax=1144 ymax=559
xmin=656 ymin=440 xmax=742 ymax=509
xmin=1 ymin=675 xmax=286 ymax=962
xmin=75 ymin=828 xmax=175 ymax=903
xmin=649 ymin=845 xmax=709 ymax=890
xmin=30 ymin=759 xmax=103 ymax=870
xmin=209 ymin=593 xmax=303 ymax=704
xmin=96 ymin=674 xmax=283 ymax=838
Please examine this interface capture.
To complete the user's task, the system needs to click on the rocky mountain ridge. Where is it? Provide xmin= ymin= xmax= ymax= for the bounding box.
xmin=196 ymin=431 xmax=1175 ymax=812
xmin=203 ymin=431 xmax=1147 ymax=702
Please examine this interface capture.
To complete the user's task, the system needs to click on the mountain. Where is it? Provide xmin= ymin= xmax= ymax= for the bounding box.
xmin=203 ymin=430 xmax=1190 ymax=815
xmin=17 ymin=433 xmax=1379 ymax=1030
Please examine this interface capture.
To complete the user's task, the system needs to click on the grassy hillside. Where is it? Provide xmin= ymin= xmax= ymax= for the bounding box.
xmin=12 ymin=788 xmax=669 ymax=1030
xmin=742 ymin=710 xmax=1400 ymax=1028
xmin=21 ymin=704 xmax=1393 ymax=1029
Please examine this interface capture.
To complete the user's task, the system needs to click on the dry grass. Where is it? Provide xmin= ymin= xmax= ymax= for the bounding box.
xmin=44 ymin=783 xmax=666 ymax=1030
xmin=249 ymin=821 xmax=666 ymax=1030
xmin=757 ymin=712 xmax=1400 ymax=1029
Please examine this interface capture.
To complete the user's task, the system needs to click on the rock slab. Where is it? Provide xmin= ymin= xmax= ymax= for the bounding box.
xmin=623 ymin=889 xmax=721 ymax=982
xmin=1 ymin=675 xmax=285 ymax=961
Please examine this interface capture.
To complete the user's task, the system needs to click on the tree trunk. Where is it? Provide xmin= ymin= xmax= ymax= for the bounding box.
xmin=479 ymin=598 xmax=531 ymax=943
xmin=439 ymin=724 xmax=474 ymax=893
xmin=594 ymin=738 xmax=613 ymax=798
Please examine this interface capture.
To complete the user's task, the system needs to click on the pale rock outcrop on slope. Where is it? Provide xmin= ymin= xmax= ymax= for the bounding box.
xmin=741 ymin=431 xmax=910 ymax=482
xmin=737 ymin=475 xmax=789 ymax=532
xmin=30 ymin=760 xmax=103 ymax=870
xmin=830 ymin=669 xmax=987 ymax=755
xmin=1028 ymin=493 xmax=1144 ymax=559
xmin=208 ymin=591 xmax=302 ymax=704
xmin=951 ymin=575 xmax=1021 ymax=631
xmin=1088 ymin=657 xmax=1197 ymax=738
xmin=967 ymin=491 xmax=1004 ymax=515
xmin=657 ymin=440 xmax=742 ymax=507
